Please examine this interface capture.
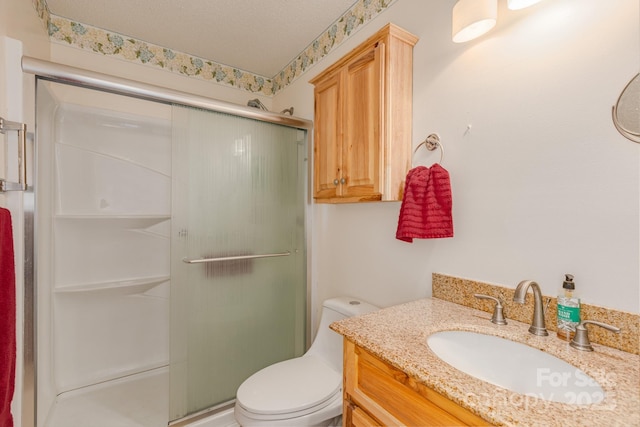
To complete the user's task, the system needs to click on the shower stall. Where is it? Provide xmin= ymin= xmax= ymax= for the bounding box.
xmin=27 ymin=59 xmax=311 ymax=427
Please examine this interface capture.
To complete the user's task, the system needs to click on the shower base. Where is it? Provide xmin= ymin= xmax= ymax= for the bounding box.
xmin=47 ymin=367 xmax=168 ymax=426
xmin=46 ymin=366 xmax=239 ymax=426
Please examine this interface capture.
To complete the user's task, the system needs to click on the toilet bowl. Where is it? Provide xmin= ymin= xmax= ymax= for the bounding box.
xmin=234 ymin=297 xmax=379 ymax=427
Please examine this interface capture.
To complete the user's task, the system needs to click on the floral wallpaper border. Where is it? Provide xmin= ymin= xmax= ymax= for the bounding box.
xmin=32 ymin=0 xmax=398 ymax=96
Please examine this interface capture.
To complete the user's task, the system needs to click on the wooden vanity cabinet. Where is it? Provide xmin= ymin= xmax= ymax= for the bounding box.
xmin=310 ymin=24 xmax=417 ymax=203
xmin=343 ymin=339 xmax=490 ymax=427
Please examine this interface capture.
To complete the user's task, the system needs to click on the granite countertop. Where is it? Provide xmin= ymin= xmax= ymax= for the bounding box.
xmin=330 ymin=297 xmax=640 ymax=427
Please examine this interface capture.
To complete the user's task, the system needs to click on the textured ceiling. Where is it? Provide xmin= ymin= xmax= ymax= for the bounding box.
xmin=45 ymin=0 xmax=359 ymax=77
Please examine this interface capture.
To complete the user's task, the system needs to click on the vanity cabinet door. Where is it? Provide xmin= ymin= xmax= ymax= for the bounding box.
xmin=343 ymin=339 xmax=491 ymax=427
xmin=345 ymin=402 xmax=382 ymax=427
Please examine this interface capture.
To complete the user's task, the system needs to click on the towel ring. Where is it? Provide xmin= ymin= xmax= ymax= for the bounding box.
xmin=413 ymin=133 xmax=444 ymax=165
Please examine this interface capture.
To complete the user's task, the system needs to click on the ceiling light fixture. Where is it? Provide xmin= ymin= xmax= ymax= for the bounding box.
xmin=452 ymin=0 xmax=498 ymax=43
xmin=507 ymin=0 xmax=543 ymax=10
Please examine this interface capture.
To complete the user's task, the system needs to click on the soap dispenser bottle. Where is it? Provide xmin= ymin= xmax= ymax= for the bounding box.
xmin=557 ymin=274 xmax=580 ymax=341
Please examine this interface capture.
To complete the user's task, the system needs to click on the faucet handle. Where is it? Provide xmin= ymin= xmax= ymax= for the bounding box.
xmin=474 ymin=294 xmax=507 ymax=325
xmin=570 ymin=320 xmax=621 ymax=352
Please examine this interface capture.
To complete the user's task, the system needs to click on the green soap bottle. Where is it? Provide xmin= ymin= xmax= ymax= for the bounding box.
xmin=557 ymin=274 xmax=580 ymax=341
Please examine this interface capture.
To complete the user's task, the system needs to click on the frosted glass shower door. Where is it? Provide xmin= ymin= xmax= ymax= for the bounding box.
xmin=170 ymin=106 xmax=307 ymax=421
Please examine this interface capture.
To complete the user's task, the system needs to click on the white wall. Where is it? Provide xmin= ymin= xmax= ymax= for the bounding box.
xmin=1 ymin=0 xmax=50 ymax=125
xmin=274 ymin=0 xmax=640 ymax=314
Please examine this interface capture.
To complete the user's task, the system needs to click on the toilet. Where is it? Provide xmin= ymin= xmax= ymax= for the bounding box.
xmin=234 ymin=297 xmax=379 ymax=427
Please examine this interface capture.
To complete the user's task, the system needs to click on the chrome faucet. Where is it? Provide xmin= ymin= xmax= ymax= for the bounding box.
xmin=513 ymin=280 xmax=549 ymax=336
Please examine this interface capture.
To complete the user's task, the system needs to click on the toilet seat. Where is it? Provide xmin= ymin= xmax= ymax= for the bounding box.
xmin=236 ymin=355 xmax=341 ymax=420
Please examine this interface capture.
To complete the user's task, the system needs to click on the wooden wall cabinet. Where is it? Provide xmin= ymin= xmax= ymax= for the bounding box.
xmin=343 ymin=339 xmax=491 ymax=427
xmin=310 ymin=24 xmax=418 ymax=203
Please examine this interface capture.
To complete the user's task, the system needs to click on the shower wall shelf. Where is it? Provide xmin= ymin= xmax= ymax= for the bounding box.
xmin=54 ymin=214 xmax=171 ymax=219
xmin=54 ymin=215 xmax=171 ymax=228
xmin=53 ymin=276 xmax=170 ymax=295
xmin=53 ymin=217 xmax=170 ymax=287
xmin=54 ymin=142 xmax=171 ymax=216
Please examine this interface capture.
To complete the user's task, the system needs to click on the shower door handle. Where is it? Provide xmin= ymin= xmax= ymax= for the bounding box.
xmin=182 ymin=251 xmax=291 ymax=264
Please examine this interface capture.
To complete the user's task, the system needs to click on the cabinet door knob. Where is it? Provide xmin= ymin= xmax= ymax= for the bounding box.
xmin=340 ymin=178 xmax=346 ymax=184
xmin=333 ymin=179 xmax=339 ymax=185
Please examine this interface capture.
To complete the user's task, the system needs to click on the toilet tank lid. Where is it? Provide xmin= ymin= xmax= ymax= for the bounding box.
xmin=322 ymin=297 xmax=379 ymax=317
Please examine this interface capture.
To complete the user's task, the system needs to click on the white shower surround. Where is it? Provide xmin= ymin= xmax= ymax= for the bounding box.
xmin=36 ymin=81 xmax=173 ymax=426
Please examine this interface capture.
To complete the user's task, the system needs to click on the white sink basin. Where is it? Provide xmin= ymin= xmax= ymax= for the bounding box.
xmin=427 ymin=331 xmax=604 ymax=405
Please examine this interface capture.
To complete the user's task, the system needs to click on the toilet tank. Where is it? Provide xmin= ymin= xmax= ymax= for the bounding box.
xmin=306 ymin=297 xmax=379 ymax=372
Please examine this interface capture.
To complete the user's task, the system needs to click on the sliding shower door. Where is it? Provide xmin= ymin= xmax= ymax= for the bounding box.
xmin=170 ymin=106 xmax=307 ymax=422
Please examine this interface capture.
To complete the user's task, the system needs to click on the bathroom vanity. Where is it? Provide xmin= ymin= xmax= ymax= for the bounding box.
xmin=331 ymin=298 xmax=640 ymax=426
xmin=343 ymin=340 xmax=488 ymax=426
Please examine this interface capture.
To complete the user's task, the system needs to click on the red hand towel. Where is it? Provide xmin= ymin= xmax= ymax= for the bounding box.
xmin=0 ymin=208 xmax=15 ymax=427
xmin=396 ymin=164 xmax=453 ymax=242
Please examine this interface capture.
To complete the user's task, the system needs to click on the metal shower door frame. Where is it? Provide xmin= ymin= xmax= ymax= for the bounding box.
xmin=21 ymin=57 xmax=313 ymax=427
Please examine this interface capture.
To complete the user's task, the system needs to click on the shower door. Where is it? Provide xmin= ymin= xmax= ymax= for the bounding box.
xmin=170 ymin=106 xmax=307 ymax=422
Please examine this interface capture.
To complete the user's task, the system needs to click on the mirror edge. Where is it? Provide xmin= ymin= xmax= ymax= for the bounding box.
xmin=612 ymin=73 xmax=640 ymax=144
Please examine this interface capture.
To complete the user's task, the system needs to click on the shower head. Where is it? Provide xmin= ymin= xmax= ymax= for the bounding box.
xmin=280 ymin=107 xmax=294 ymax=116
xmin=247 ymin=98 xmax=268 ymax=111
xmin=247 ymin=99 xmax=294 ymax=116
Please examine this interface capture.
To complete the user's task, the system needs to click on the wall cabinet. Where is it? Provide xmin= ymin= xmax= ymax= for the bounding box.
xmin=343 ymin=339 xmax=490 ymax=427
xmin=310 ymin=24 xmax=418 ymax=203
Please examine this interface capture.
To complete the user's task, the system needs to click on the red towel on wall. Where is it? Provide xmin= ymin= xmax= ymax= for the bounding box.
xmin=396 ymin=164 xmax=453 ymax=242
xmin=0 ymin=208 xmax=16 ymax=427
